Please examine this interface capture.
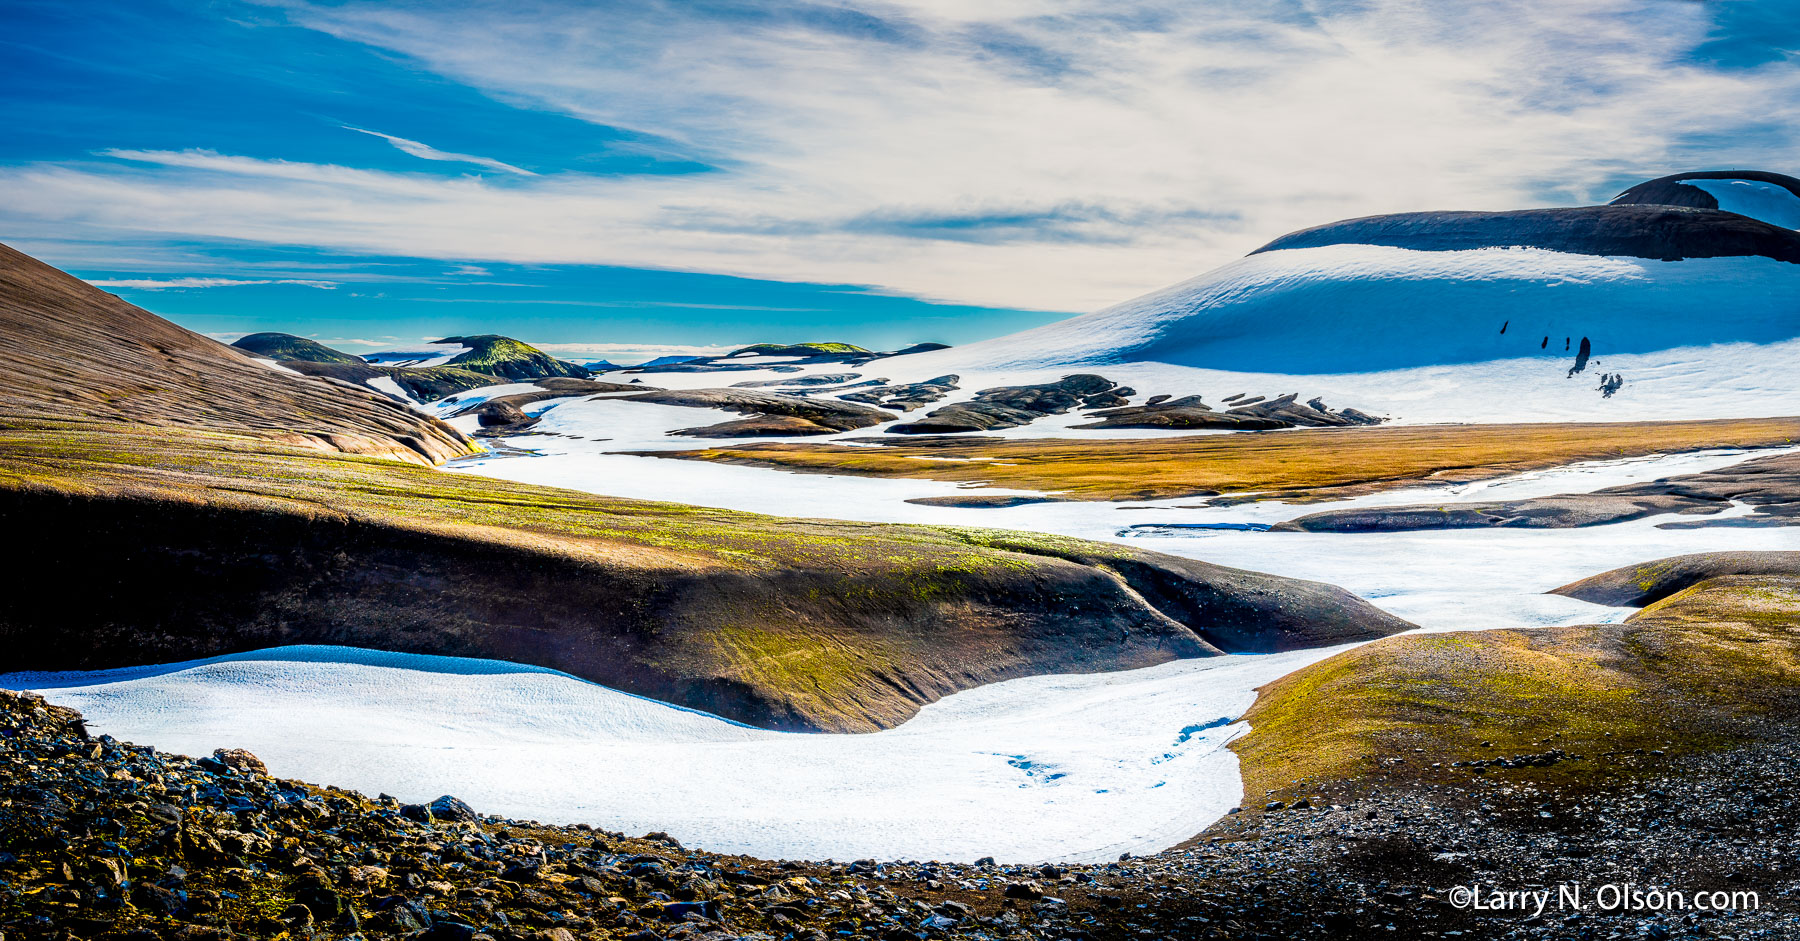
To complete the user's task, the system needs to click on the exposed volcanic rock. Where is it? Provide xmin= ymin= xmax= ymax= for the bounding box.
xmin=730 ymin=372 xmax=863 ymax=388
xmin=838 ymin=374 xmax=961 ymax=411
xmin=670 ymin=414 xmax=847 ymax=437
xmin=1075 ymin=393 xmax=1385 ymax=431
xmin=1610 ymin=169 xmax=1800 ymax=212
xmin=1075 ymin=405 xmax=1287 ymax=431
xmin=623 ymin=387 xmax=897 ymax=435
xmin=1274 ymin=449 xmax=1800 ymax=533
xmin=231 ymin=331 xmax=364 ymax=365
xmin=1552 ymin=550 xmax=1800 ymax=607
xmin=621 ymin=342 xmax=945 ymax=377
xmin=446 ymin=378 xmax=655 ymax=418
xmin=433 ymin=334 xmax=591 ymax=381
xmin=904 ymin=494 xmax=1071 ymax=508
xmin=0 ymin=242 xmax=474 ymax=465
xmin=887 ymin=374 xmax=1122 ymax=434
xmin=1250 ymin=204 xmax=1800 ymax=264
xmin=474 ymin=400 xmax=538 ymax=433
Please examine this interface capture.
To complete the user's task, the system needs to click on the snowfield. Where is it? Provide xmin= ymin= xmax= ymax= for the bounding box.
xmin=2 ymin=644 xmax=1352 ymax=864
xmin=867 ymin=246 xmax=1800 ymax=424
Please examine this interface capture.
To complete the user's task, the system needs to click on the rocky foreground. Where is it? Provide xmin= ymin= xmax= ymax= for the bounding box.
xmin=6 ymin=665 xmax=1799 ymax=941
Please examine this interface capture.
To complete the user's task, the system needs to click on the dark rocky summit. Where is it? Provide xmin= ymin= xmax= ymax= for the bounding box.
xmin=1251 ymin=204 xmax=1800 ymax=264
xmin=1274 ymin=450 xmax=1800 ymax=533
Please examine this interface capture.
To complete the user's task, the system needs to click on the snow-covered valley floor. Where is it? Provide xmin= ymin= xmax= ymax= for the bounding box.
xmin=15 ymin=403 xmax=1795 ymax=863
xmin=3 ymin=644 xmax=1351 ymax=864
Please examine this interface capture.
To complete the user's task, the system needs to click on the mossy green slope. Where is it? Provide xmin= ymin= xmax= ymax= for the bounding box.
xmin=435 ymin=334 xmax=589 ymax=380
xmin=0 ymin=419 xmax=1408 ymax=732
xmin=1232 ymin=563 xmax=1800 ymax=805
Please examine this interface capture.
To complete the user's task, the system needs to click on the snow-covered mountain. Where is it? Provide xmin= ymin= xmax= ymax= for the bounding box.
xmin=882 ymin=172 xmax=1800 ymax=424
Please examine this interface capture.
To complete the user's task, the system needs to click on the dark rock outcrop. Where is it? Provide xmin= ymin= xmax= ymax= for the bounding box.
xmin=670 ymin=414 xmax=846 ymax=437
xmin=730 ymin=373 xmax=864 ymax=389
xmin=904 ymin=494 xmax=1071 ymax=508
xmin=475 ymin=401 xmax=537 ymax=431
xmin=1275 ymin=450 xmax=1800 ymax=533
xmin=1075 ymin=393 xmax=1385 ymax=431
xmin=838 ymin=375 xmax=961 ymax=411
xmin=887 ymin=375 xmax=1121 ymax=434
xmin=445 ymin=378 xmax=654 ymax=419
xmin=622 ymin=387 xmax=897 ymax=435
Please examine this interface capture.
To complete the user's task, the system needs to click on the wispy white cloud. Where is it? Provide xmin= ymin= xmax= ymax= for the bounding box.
xmin=13 ymin=1 xmax=1800 ymax=311
xmin=341 ymin=126 xmax=537 ymax=176
xmin=87 ymin=276 xmax=338 ymax=289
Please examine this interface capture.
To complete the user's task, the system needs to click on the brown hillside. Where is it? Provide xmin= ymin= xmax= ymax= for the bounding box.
xmin=0 ymin=242 xmax=473 ymax=465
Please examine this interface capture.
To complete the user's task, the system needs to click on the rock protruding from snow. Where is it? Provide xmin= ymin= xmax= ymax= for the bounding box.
xmin=887 ymin=375 xmax=1123 ymax=434
xmin=621 ymin=387 xmax=897 ymax=436
xmin=1075 ymin=393 xmax=1385 ymax=431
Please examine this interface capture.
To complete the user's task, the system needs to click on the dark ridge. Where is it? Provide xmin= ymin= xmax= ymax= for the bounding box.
xmin=1610 ymin=169 xmax=1800 ymax=211
xmin=1249 ymin=205 xmax=1800 ymax=264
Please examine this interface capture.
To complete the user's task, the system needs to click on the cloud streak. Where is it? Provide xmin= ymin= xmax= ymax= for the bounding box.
xmin=341 ymin=126 xmax=537 ymax=176
xmin=11 ymin=0 xmax=1800 ymax=312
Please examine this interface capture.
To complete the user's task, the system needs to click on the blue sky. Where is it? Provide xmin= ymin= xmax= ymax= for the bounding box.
xmin=4 ymin=0 xmax=1798 ymax=360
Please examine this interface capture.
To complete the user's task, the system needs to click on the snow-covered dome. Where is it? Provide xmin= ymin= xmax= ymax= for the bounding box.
xmin=886 ymin=176 xmax=1800 ymax=422
xmin=1611 ymin=170 xmax=1800 ymax=229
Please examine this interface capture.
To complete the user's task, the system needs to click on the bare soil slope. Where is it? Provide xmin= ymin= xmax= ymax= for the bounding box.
xmin=0 ymin=242 xmax=473 ymax=465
